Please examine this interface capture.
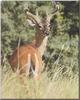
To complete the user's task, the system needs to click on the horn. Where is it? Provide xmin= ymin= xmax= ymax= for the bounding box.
xmin=48 ymin=1 xmax=59 ymax=20
xmin=25 ymin=9 xmax=40 ymax=25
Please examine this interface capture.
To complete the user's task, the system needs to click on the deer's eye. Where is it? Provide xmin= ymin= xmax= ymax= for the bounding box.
xmin=48 ymin=24 xmax=51 ymax=27
xmin=39 ymin=25 xmax=41 ymax=28
xmin=39 ymin=25 xmax=42 ymax=29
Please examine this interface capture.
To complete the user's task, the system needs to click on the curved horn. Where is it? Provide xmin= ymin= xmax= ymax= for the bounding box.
xmin=48 ymin=1 xmax=59 ymax=20
xmin=51 ymin=1 xmax=59 ymax=13
xmin=25 ymin=9 xmax=40 ymax=25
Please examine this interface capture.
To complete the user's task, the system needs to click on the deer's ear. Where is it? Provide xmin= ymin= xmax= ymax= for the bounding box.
xmin=27 ymin=19 xmax=35 ymax=27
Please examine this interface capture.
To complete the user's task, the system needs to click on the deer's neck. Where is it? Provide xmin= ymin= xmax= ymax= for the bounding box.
xmin=38 ymin=36 xmax=48 ymax=56
xmin=34 ymin=32 xmax=49 ymax=56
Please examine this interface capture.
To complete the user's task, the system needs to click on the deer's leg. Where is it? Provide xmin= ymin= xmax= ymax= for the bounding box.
xmin=26 ymin=54 xmax=31 ymax=76
xmin=34 ymin=53 xmax=40 ymax=80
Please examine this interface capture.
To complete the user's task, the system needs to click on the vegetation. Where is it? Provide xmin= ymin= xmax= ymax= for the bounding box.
xmin=1 ymin=1 xmax=79 ymax=99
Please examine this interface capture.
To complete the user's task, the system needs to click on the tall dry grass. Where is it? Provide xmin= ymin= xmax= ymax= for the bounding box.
xmin=1 ymin=67 xmax=79 ymax=99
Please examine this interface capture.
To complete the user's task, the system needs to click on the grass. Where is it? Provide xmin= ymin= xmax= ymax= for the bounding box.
xmin=1 ymin=35 xmax=79 ymax=99
xmin=1 ymin=67 xmax=79 ymax=99
xmin=1 ymin=32 xmax=78 ymax=99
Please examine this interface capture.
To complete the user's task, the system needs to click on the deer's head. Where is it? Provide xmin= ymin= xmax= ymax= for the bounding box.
xmin=25 ymin=4 xmax=59 ymax=37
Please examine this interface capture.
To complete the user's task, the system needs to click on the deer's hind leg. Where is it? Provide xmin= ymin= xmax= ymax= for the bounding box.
xmin=26 ymin=53 xmax=31 ymax=76
xmin=33 ymin=53 xmax=41 ymax=80
xmin=19 ymin=54 xmax=31 ymax=76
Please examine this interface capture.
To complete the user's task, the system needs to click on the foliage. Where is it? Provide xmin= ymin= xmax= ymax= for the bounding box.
xmin=1 ymin=1 xmax=79 ymax=81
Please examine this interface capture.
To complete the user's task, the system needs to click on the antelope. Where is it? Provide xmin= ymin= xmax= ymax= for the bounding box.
xmin=9 ymin=6 xmax=59 ymax=80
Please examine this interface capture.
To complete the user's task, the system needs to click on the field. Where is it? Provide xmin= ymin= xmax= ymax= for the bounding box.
xmin=1 ymin=68 xmax=79 ymax=99
xmin=1 ymin=35 xmax=79 ymax=99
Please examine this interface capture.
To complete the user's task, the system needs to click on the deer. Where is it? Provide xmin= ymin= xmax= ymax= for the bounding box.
xmin=9 ymin=5 xmax=59 ymax=80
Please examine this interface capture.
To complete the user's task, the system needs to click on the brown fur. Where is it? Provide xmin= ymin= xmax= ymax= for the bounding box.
xmin=9 ymin=44 xmax=42 ymax=75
